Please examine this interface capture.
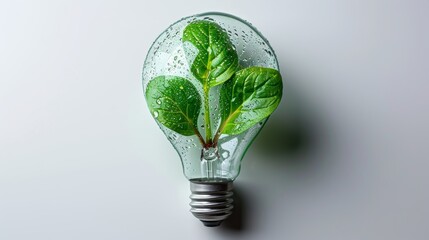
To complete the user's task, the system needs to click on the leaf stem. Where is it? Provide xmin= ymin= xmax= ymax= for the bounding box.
xmin=193 ymin=127 xmax=206 ymax=147
xmin=203 ymin=85 xmax=213 ymax=146
xmin=213 ymin=122 xmax=224 ymax=146
xmin=213 ymin=107 xmax=239 ymax=146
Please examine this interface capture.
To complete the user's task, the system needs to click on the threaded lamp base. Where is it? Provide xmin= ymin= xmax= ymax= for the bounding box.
xmin=189 ymin=178 xmax=234 ymax=227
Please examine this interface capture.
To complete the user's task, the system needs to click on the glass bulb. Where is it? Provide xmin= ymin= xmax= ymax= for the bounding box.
xmin=142 ymin=12 xmax=281 ymax=226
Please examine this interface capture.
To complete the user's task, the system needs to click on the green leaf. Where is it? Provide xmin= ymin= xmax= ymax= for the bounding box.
xmin=145 ymin=76 xmax=201 ymax=136
xmin=182 ymin=20 xmax=239 ymax=87
xmin=219 ymin=67 xmax=283 ymax=135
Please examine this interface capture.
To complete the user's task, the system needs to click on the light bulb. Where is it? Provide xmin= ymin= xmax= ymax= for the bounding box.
xmin=142 ymin=12 xmax=282 ymax=227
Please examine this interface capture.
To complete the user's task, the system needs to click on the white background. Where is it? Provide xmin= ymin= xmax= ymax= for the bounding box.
xmin=1 ymin=0 xmax=428 ymax=239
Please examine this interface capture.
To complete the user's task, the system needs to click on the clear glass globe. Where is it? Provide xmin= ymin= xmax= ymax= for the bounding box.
xmin=142 ymin=12 xmax=279 ymax=181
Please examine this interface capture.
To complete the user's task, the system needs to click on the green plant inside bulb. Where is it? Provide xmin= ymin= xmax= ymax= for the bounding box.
xmin=143 ymin=12 xmax=283 ymax=226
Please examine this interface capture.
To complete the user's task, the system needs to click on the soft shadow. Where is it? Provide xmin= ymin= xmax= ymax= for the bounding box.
xmin=219 ymin=185 xmax=246 ymax=231
xmin=252 ymin=81 xmax=318 ymax=163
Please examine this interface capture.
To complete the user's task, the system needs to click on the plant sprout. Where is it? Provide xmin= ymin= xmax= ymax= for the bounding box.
xmin=146 ymin=20 xmax=282 ymax=152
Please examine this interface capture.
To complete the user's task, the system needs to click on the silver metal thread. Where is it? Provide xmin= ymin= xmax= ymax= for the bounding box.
xmin=189 ymin=178 xmax=234 ymax=227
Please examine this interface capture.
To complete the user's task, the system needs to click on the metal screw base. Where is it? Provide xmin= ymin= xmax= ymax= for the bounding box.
xmin=189 ymin=178 xmax=234 ymax=227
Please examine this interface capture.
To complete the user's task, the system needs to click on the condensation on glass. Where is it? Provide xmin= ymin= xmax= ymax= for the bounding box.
xmin=142 ymin=12 xmax=279 ymax=181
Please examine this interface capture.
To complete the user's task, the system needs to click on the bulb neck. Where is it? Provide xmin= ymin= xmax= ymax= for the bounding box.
xmin=189 ymin=178 xmax=234 ymax=227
